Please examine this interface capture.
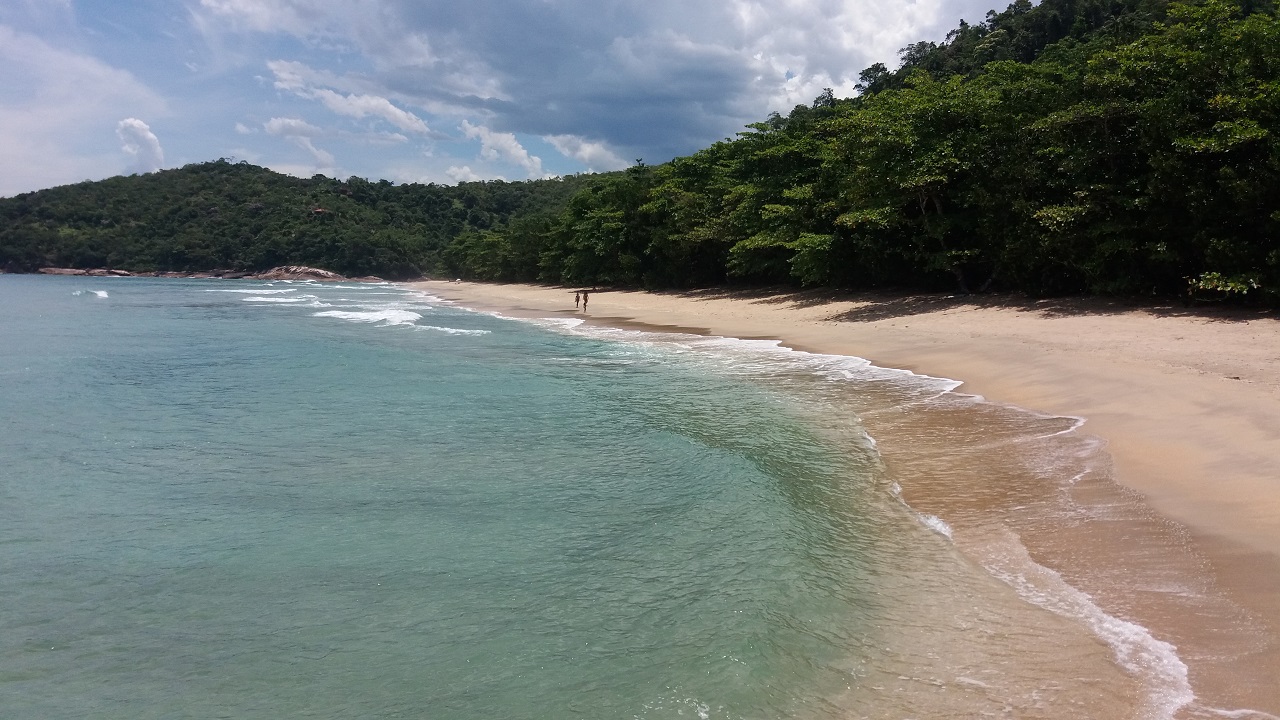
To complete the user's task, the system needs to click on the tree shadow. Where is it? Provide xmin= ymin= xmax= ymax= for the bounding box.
xmin=658 ymin=286 xmax=1277 ymax=324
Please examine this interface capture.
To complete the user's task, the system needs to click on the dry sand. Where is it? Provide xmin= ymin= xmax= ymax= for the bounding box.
xmin=410 ymin=279 xmax=1280 ymax=713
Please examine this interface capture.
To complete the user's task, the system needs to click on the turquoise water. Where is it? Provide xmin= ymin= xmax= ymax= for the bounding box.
xmin=2 ymin=276 xmax=940 ymax=719
xmin=8 ymin=275 xmax=1226 ymax=718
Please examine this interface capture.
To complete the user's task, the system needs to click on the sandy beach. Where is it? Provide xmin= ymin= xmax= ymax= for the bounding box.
xmin=412 ymin=279 xmax=1280 ymax=715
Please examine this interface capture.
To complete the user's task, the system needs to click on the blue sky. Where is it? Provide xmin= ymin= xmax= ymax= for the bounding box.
xmin=0 ymin=0 xmax=997 ymax=196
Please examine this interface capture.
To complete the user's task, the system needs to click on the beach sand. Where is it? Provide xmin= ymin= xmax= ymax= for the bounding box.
xmin=411 ymin=280 xmax=1280 ymax=715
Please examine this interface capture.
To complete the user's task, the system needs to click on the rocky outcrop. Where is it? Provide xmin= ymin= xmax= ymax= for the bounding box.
xmin=39 ymin=267 xmax=133 ymax=275
xmin=33 ymin=265 xmax=371 ymax=282
xmin=250 ymin=266 xmax=347 ymax=281
xmin=143 ymin=269 xmax=253 ymax=279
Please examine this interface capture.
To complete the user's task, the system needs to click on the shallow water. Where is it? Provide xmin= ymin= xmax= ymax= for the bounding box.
xmin=0 ymin=276 xmax=1267 ymax=718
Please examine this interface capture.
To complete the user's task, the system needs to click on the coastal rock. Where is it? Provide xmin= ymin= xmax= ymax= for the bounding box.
xmin=38 ymin=267 xmax=133 ymax=276
xmin=32 ymin=266 xmax=354 ymax=281
xmin=252 ymin=266 xmax=347 ymax=281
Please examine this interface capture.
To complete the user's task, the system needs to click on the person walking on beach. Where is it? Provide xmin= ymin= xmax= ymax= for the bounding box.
xmin=575 ymin=291 xmax=580 ymax=308
xmin=582 ymin=291 xmax=589 ymax=311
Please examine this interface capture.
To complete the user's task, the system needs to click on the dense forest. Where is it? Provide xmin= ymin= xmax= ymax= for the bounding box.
xmin=3 ymin=0 xmax=1278 ymax=301
xmin=0 ymin=162 xmax=596 ymax=279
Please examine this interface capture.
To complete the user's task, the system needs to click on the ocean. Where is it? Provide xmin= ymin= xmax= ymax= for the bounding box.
xmin=0 ymin=275 xmax=1255 ymax=718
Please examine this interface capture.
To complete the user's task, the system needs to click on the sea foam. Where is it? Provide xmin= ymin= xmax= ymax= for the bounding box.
xmin=916 ymin=513 xmax=954 ymax=539
xmin=206 ymin=288 xmax=296 ymax=294
xmin=242 ymin=296 xmax=312 ymax=303
xmin=978 ymin=528 xmax=1194 ymax=720
xmin=312 ymin=309 xmax=421 ymax=326
xmin=415 ymin=325 xmax=490 ymax=335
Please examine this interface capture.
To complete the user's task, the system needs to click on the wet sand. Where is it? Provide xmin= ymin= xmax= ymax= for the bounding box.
xmin=410 ymin=280 xmax=1280 ymax=716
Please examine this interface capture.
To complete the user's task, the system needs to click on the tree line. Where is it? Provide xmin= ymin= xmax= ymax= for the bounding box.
xmin=3 ymin=0 xmax=1278 ymax=302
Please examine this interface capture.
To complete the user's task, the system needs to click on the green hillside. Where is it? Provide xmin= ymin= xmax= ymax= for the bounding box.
xmin=0 ymin=160 xmax=599 ymax=279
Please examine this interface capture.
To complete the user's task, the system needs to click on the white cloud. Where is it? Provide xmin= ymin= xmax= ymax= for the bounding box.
xmin=199 ymin=0 xmax=443 ymax=71
xmin=0 ymin=24 xmax=165 ymax=195
xmin=197 ymin=0 xmax=332 ymax=36
xmin=234 ymin=122 xmax=255 ymax=134
xmin=460 ymin=120 xmax=542 ymax=178
xmin=264 ymin=116 xmax=323 ymax=137
xmin=264 ymin=116 xmax=335 ymax=169
xmin=266 ymin=58 xmax=311 ymax=92
xmin=446 ymin=165 xmax=483 ymax=183
xmin=311 ymin=88 xmax=429 ymax=133
xmin=545 ymin=134 xmax=628 ymax=172
xmin=347 ymin=130 xmax=409 ymax=144
xmin=116 ymin=118 xmax=165 ymax=173
xmin=299 ymin=141 xmax=336 ymax=168
xmin=267 ymin=59 xmax=430 ymax=134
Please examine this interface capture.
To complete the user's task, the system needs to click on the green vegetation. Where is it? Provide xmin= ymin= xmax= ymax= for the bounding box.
xmin=4 ymin=0 xmax=1278 ymax=302
xmin=0 ymin=160 xmax=597 ymax=279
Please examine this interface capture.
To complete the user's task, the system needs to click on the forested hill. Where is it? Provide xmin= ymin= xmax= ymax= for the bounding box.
xmin=445 ymin=0 xmax=1280 ymax=302
xmin=0 ymin=161 xmax=600 ymax=279
xmin=4 ymin=0 xmax=1279 ymax=302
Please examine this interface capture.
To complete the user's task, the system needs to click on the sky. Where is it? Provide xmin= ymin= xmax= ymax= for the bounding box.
xmin=0 ymin=0 xmax=1000 ymax=197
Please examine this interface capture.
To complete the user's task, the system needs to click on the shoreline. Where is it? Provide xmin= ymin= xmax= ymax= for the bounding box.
xmin=410 ymin=279 xmax=1280 ymax=714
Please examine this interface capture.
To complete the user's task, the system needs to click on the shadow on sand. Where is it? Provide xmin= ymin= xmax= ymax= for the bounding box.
xmin=652 ymin=286 xmax=1277 ymax=325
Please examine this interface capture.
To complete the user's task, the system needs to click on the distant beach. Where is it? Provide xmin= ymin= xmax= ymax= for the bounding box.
xmin=411 ymin=279 xmax=1280 ymax=715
